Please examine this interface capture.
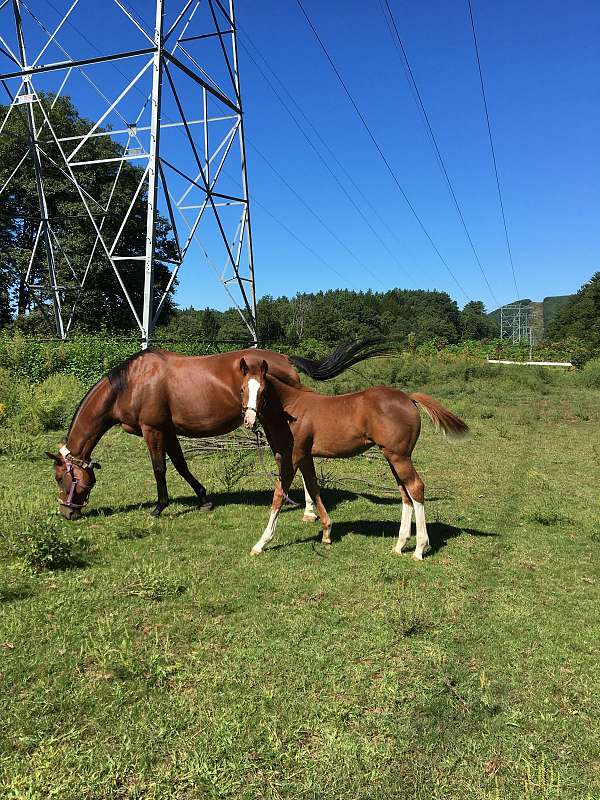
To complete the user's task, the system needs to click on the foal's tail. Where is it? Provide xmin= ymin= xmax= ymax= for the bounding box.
xmin=409 ymin=393 xmax=469 ymax=437
xmin=288 ymin=337 xmax=394 ymax=381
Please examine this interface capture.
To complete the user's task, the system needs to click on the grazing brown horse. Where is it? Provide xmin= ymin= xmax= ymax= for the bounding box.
xmin=45 ymin=339 xmax=390 ymax=520
xmin=239 ymin=358 xmax=468 ymax=560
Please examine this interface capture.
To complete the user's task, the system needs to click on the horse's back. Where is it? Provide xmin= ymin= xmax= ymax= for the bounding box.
xmin=114 ymin=347 xmax=299 ymax=436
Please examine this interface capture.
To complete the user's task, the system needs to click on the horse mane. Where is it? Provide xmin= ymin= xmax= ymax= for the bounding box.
xmin=287 ymin=337 xmax=393 ymax=381
xmin=107 ymin=348 xmax=163 ymax=393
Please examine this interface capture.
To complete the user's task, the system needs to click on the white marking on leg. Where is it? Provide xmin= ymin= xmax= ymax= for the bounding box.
xmin=394 ymin=502 xmax=413 ymax=554
xmin=302 ymin=476 xmax=317 ymax=521
xmin=251 ymin=508 xmax=280 ymax=555
xmin=408 ymin=490 xmax=428 ymax=560
xmin=243 ymin=378 xmax=260 ymax=428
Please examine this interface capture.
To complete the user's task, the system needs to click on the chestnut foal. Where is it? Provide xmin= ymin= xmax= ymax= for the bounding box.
xmin=240 ymin=358 xmax=468 ymax=560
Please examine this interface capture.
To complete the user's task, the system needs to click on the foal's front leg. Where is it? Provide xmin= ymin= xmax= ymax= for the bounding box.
xmin=251 ymin=456 xmax=296 ymax=555
xmin=142 ymin=425 xmax=169 ymax=517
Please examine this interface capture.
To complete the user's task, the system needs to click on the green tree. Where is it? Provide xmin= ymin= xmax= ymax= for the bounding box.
xmin=546 ymin=272 xmax=600 ymax=348
xmin=0 ymin=94 xmax=177 ymax=332
xmin=460 ymin=300 xmax=498 ymax=340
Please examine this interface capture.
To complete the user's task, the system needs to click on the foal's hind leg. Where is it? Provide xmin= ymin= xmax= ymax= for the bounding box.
xmin=298 ymin=457 xmax=332 ymax=544
xmin=394 ymin=486 xmax=414 ymax=555
xmin=384 ymin=452 xmax=428 ymax=560
xmin=301 ymin=473 xmax=318 ymax=522
xmin=142 ymin=425 xmax=169 ymax=517
xmin=165 ymin=433 xmax=213 ymax=510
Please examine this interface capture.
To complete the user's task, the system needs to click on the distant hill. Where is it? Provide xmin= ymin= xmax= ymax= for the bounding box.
xmin=488 ymin=295 xmax=574 ymax=337
xmin=542 ymin=295 xmax=574 ymax=328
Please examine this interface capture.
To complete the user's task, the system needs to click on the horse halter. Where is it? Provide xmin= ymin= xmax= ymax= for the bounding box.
xmin=58 ymin=445 xmax=95 ymax=510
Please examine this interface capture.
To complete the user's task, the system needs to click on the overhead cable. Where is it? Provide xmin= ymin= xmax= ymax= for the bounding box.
xmin=467 ymin=0 xmax=519 ymax=299
xmin=295 ymin=0 xmax=470 ymax=301
xmin=381 ymin=0 xmax=499 ymax=306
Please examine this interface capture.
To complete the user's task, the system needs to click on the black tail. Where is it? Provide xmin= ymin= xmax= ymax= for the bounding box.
xmin=288 ymin=337 xmax=394 ymax=381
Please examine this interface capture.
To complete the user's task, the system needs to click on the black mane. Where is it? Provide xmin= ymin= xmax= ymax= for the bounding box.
xmin=107 ymin=348 xmax=162 ymax=393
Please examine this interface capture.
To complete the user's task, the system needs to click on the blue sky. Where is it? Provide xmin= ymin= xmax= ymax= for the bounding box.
xmin=3 ymin=0 xmax=599 ymax=313
xmin=235 ymin=0 xmax=600 ymax=311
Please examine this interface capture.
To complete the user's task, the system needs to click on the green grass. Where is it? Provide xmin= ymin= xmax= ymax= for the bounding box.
xmin=0 ymin=370 xmax=599 ymax=799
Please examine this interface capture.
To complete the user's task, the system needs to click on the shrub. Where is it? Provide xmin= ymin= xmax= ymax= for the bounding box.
xmin=579 ymin=358 xmax=600 ymax=389
xmin=0 ymin=366 xmax=28 ymax=420
xmin=21 ymin=516 xmax=88 ymax=571
xmin=29 ymin=373 xmax=85 ymax=432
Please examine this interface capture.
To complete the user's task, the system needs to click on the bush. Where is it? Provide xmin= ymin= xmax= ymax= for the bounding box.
xmin=579 ymin=358 xmax=600 ymax=389
xmin=21 ymin=516 xmax=88 ymax=571
xmin=30 ymin=373 xmax=85 ymax=432
xmin=0 ymin=366 xmax=28 ymax=419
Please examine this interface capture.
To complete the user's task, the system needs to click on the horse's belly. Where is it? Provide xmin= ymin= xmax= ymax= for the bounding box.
xmin=171 ymin=409 xmax=241 ymax=437
xmin=168 ymin=381 xmax=241 ymax=436
xmin=311 ymin=430 xmax=371 ymax=459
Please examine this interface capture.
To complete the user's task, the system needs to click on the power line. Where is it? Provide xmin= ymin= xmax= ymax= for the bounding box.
xmin=381 ymin=0 xmax=499 ymax=306
xmin=238 ymin=30 xmax=420 ymax=272
xmin=295 ymin=0 xmax=470 ymax=301
xmin=467 ymin=0 xmax=519 ymax=300
xmin=249 ymin=193 xmax=358 ymax=290
xmin=249 ymin=142 xmax=383 ymax=286
xmin=237 ymin=33 xmax=413 ymax=286
xmin=24 ymin=1 xmax=354 ymax=296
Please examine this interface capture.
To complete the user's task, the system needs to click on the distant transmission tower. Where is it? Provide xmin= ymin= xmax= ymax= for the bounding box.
xmin=500 ymin=302 xmax=530 ymax=344
xmin=0 ymin=0 xmax=257 ymax=346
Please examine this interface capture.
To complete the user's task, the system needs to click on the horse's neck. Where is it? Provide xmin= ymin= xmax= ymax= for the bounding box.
xmin=67 ymin=378 xmax=115 ymax=459
xmin=268 ymin=376 xmax=305 ymax=411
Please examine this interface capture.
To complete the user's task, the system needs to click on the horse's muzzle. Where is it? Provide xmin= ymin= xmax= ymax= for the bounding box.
xmin=243 ymin=409 xmax=257 ymax=429
xmin=59 ymin=504 xmax=81 ymax=521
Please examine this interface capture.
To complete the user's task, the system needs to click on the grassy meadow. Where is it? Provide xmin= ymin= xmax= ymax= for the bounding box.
xmin=0 ymin=358 xmax=599 ymax=799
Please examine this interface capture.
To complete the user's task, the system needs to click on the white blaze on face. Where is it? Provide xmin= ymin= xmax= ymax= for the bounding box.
xmin=243 ymin=378 xmax=261 ymax=428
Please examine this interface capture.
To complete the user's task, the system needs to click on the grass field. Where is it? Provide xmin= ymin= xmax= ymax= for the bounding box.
xmin=0 ymin=366 xmax=599 ymax=799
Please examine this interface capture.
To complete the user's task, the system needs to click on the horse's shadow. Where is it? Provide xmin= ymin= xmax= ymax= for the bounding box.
xmin=88 ymin=487 xmax=447 ymax=519
xmin=270 ymin=519 xmax=497 ymax=556
xmin=88 ymin=487 xmax=495 ymax=557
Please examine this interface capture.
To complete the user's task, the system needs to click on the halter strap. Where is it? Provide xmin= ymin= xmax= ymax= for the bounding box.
xmin=58 ymin=446 xmax=94 ymax=509
xmin=59 ymin=445 xmax=95 ymax=470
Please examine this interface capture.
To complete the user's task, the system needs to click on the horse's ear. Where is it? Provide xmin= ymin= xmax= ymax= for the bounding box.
xmin=45 ymin=451 xmax=62 ymax=465
xmin=261 ymin=359 xmax=268 ymax=375
xmin=239 ymin=357 xmax=249 ymax=375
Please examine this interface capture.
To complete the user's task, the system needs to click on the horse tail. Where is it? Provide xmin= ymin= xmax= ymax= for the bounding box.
xmin=288 ymin=337 xmax=393 ymax=381
xmin=409 ymin=393 xmax=469 ymax=438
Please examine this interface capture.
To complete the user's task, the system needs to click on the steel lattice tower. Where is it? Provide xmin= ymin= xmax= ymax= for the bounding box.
xmin=0 ymin=0 xmax=257 ymax=346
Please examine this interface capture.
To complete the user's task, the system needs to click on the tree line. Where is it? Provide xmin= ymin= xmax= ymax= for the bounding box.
xmin=161 ymin=292 xmax=498 ymax=347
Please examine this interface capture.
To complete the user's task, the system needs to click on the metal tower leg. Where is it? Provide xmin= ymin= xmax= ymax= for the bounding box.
xmin=12 ymin=0 xmax=65 ymax=338
xmin=142 ymin=0 xmax=165 ymax=349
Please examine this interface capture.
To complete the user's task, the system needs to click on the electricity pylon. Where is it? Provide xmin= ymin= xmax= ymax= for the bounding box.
xmin=0 ymin=0 xmax=257 ymax=346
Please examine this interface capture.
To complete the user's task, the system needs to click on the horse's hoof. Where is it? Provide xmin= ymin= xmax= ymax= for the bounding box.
xmin=250 ymin=547 xmax=262 ymax=556
xmin=199 ymin=500 xmax=213 ymax=511
xmin=150 ymin=506 xmax=165 ymax=518
xmin=303 ymin=513 xmax=318 ymax=522
xmin=412 ymin=553 xmax=424 ymax=561
xmin=392 ymin=547 xmax=403 ymax=556
xmin=321 ymin=538 xmax=331 ymax=546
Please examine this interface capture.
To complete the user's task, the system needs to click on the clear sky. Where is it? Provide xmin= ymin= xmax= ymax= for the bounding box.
xmin=4 ymin=0 xmax=600 ymax=313
xmin=234 ymin=0 xmax=600 ymax=311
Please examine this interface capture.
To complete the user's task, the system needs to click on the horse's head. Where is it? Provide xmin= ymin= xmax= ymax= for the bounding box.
xmin=45 ymin=444 xmax=100 ymax=520
xmin=239 ymin=357 xmax=268 ymax=430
